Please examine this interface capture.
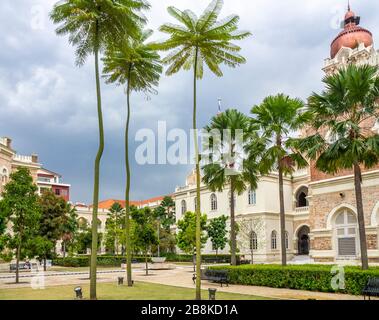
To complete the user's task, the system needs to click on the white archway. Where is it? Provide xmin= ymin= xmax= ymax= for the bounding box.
xmin=326 ymin=203 xmax=357 ymax=229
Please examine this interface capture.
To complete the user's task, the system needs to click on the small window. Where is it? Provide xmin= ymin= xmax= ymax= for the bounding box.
xmin=285 ymin=231 xmax=289 ymax=250
xmin=55 ymin=189 xmax=61 ymax=196
xmin=210 ymin=193 xmax=217 ymax=211
xmin=271 ymin=231 xmax=277 ymax=250
xmin=248 ymin=189 xmax=256 ymax=205
xmin=181 ymin=200 xmax=187 ymax=215
xmin=250 ymin=231 xmax=258 ymax=250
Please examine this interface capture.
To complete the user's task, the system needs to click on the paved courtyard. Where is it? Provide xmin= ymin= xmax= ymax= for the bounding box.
xmin=0 ymin=264 xmax=372 ymax=300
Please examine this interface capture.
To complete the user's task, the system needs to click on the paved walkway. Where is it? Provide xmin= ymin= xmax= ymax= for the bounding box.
xmin=0 ymin=264 xmax=373 ymax=300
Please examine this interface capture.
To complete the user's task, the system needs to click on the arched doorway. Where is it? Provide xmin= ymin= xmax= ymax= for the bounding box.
xmin=297 ymin=225 xmax=310 ymax=255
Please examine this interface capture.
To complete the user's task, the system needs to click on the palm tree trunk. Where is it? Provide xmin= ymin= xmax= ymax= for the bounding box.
xmin=63 ymin=242 xmax=66 ymax=259
xmin=193 ymin=46 xmax=202 ymax=301
xmin=90 ymin=34 xmax=105 ymax=300
xmin=353 ymin=163 xmax=369 ymax=269
xmin=278 ymin=162 xmax=287 ymax=266
xmin=145 ymin=249 xmax=148 ymax=276
xmin=125 ymin=65 xmax=133 ymax=286
xmin=230 ymin=177 xmax=237 ymax=266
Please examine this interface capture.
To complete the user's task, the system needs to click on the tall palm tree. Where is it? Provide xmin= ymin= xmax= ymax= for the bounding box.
xmin=103 ymin=29 xmax=162 ymax=286
xmin=50 ymin=0 xmax=148 ymax=299
xmin=251 ymin=94 xmax=308 ymax=266
xmin=202 ymin=109 xmax=260 ymax=266
xmin=289 ymin=65 xmax=379 ymax=270
xmin=155 ymin=0 xmax=250 ymax=300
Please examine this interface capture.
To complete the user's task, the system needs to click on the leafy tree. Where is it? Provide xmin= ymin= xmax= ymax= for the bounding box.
xmin=60 ymin=205 xmax=79 ymax=258
xmin=202 ymin=109 xmax=260 ymax=265
xmin=104 ymin=202 xmax=124 ymax=255
xmin=153 ymin=196 xmax=176 ymax=256
xmin=50 ymin=0 xmax=149 ymax=299
xmin=289 ymin=64 xmax=379 ymax=270
xmin=131 ymin=207 xmax=158 ymax=276
xmin=156 ymin=0 xmax=250 ymax=299
xmin=75 ymin=220 xmax=102 ymax=255
xmin=0 ymin=201 xmax=7 ymax=253
xmin=0 ymin=168 xmax=41 ymax=283
xmin=251 ymin=94 xmax=308 ymax=266
xmin=237 ymin=217 xmax=265 ymax=264
xmin=207 ymin=215 xmax=228 ymax=255
xmin=103 ymin=30 xmax=162 ymax=286
xmin=177 ymin=212 xmax=208 ymax=255
xmin=37 ymin=190 xmax=70 ymax=270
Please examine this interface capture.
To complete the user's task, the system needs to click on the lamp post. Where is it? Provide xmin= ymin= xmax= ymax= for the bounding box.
xmin=208 ymin=288 xmax=217 ymax=300
xmin=74 ymin=286 xmax=83 ymax=300
xmin=192 ymin=247 xmax=196 ymax=273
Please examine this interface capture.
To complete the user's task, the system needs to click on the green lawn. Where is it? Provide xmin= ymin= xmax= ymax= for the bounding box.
xmin=0 ymin=282 xmax=270 ymax=300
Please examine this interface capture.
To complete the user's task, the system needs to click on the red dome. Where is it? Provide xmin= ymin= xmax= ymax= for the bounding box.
xmin=330 ymin=9 xmax=373 ymax=58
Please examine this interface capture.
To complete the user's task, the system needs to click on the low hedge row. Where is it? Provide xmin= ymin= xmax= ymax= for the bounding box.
xmin=209 ymin=264 xmax=379 ymax=295
xmin=53 ymin=253 xmax=243 ymax=267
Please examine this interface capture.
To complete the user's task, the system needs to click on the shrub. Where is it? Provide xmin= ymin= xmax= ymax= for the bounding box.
xmin=52 ymin=255 xmax=148 ymax=267
xmin=209 ymin=264 xmax=379 ymax=295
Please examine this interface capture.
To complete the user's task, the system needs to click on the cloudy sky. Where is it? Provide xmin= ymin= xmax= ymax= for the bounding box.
xmin=1 ymin=0 xmax=378 ymax=204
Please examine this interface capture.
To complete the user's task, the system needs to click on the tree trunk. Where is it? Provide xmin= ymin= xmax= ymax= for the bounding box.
xmin=15 ymin=241 xmax=21 ymax=284
xmin=193 ymin=46 xmax=202 ymax=301
xmin=157 ymin=222 xmax=160 ymax=257
xmin=251 ymin=249 xmax=254 ymax=265
xmin=43 ymin=258 xmax=47 ymax=272
xmin=90 ymin=30 xmax=105 ymax=300
xmin=278 ymin=161 xmax=287 ymax=266
xmin=145 ymin=250 xmax=148 ymax=276
xmin=353 ymin=163 xmax=369 ymax=270
xmin=230 ymin=177 xmax=237 ymax=266
xmin=63 ymin=242 xmax=66 ymax=259
xmin=125 ymin=65 xmax=133 ymax=286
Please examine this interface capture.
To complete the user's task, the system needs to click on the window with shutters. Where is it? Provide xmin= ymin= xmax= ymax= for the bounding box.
xmin=335 ymin=210 xmax=357 ymax=257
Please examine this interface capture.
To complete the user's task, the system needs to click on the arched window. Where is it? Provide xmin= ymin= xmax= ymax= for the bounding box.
xmin=228 ymin=191 xmax=236 ymax=208
xmin=250 ymin=231 xmax=258 ymax=250
xmin=285 ymin=231 xmax=289 ymax=250
xmin=210 ymin=193 xmax=217 ymax=211
xmin=335 ymin=210 xmax=357 ymax=257
xmin=181 ymin=200 xmax=187 ymax=215
xmin=295 ymin=186 xmax=308 ymax=208
xmin=1 ymin=168 xmax=8 ymax=184
xmin=248 ymin=189 xmax=256 ymax=205
xmin=271 ymin=231 xmax=277 ymax=250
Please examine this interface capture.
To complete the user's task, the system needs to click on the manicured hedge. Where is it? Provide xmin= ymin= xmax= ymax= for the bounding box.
xmin=52 ymin=255 xmax=148 ymax=267
xmin=53 ymin=253 xmax=243 ymax=267
xmin=209 ymin=264 xmax=379 ymax=295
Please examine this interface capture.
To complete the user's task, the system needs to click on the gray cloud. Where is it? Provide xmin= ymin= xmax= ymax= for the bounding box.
xmin=1 ymin=0 xmax=378 ymax=203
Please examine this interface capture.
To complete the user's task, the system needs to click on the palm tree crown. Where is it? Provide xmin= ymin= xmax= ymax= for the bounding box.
xmin=292 ymin=64 xmax=379 ymax=173
xmin=50 ymin=0 xmax=149 ymax=66
xmin=103 ymin=30 xmax=162 ymax=92
xmin=155 ymin=0 xmax=251 ymax=78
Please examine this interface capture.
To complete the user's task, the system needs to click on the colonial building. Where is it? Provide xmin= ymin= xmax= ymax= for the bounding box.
xmin=0 ymin=136 xmax=71 ymax=201
xmin=173 ymin=6 xmax=379 ymax=264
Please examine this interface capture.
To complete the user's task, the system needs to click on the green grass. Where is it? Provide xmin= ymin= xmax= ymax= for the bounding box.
xmin=0 ymin=282 xmax=270 ymax=300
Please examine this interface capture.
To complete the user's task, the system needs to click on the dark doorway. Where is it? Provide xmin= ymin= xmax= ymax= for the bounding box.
xmin=298 ymin=192 xmax=307 ymax=207
xmin=297 ymin=225 xmax=310 ymax=255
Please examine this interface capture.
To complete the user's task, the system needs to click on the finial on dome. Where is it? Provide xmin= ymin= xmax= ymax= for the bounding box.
xmin=348 ymin=0 xmax=350 ymax=11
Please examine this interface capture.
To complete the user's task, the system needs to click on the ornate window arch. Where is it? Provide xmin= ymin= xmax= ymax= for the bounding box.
xmin=248 ymin=189 xmax=256 ymax=205
xmin=334 ymin=209 xmax=358 ymax=257
xmin=210 ymin=193 xmax=217 ymax=211
xmin=181 ymin=200 xmax=187 ymax=215
xmin=250 ymin=231 xmax=258 ymax=250
xmin=271 ymin=230 xmax=277 ymax=250
xmin=1 ymin=167 xmax=8 ymax=184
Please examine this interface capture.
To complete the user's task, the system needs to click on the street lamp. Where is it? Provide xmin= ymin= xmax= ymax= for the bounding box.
xmin=192 ymin=247 xmax=196 ymax=273
xmin=208 ymin=288 xmax=217 ymax=300
xmin=74 ymin=286 xmax=83 ymax=300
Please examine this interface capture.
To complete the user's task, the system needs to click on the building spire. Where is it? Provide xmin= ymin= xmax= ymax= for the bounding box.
xmin=348 ymin=0 xmax=350 ymax=11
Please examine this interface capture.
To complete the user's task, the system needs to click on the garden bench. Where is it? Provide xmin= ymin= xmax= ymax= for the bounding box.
xmin=193 ymin=269 xmax=229 ymax=287
xmin=362 ymin=278 xmax=379 ymax=300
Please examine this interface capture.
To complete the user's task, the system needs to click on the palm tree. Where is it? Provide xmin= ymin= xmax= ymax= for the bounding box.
xmin=103 ymin=29 xmax=162 ymax=286
xmin=202 ymin=109 xmax=260 ymax=265
xmin=50 ymin=0 xmax=148 ymax=299
xmin=155 ymin=0 xmax=250 ymax=300
xmin=289 ymin=65 xmax=379 ymax=270
xmin=251 ymin=94 xmax=308 ymax=266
